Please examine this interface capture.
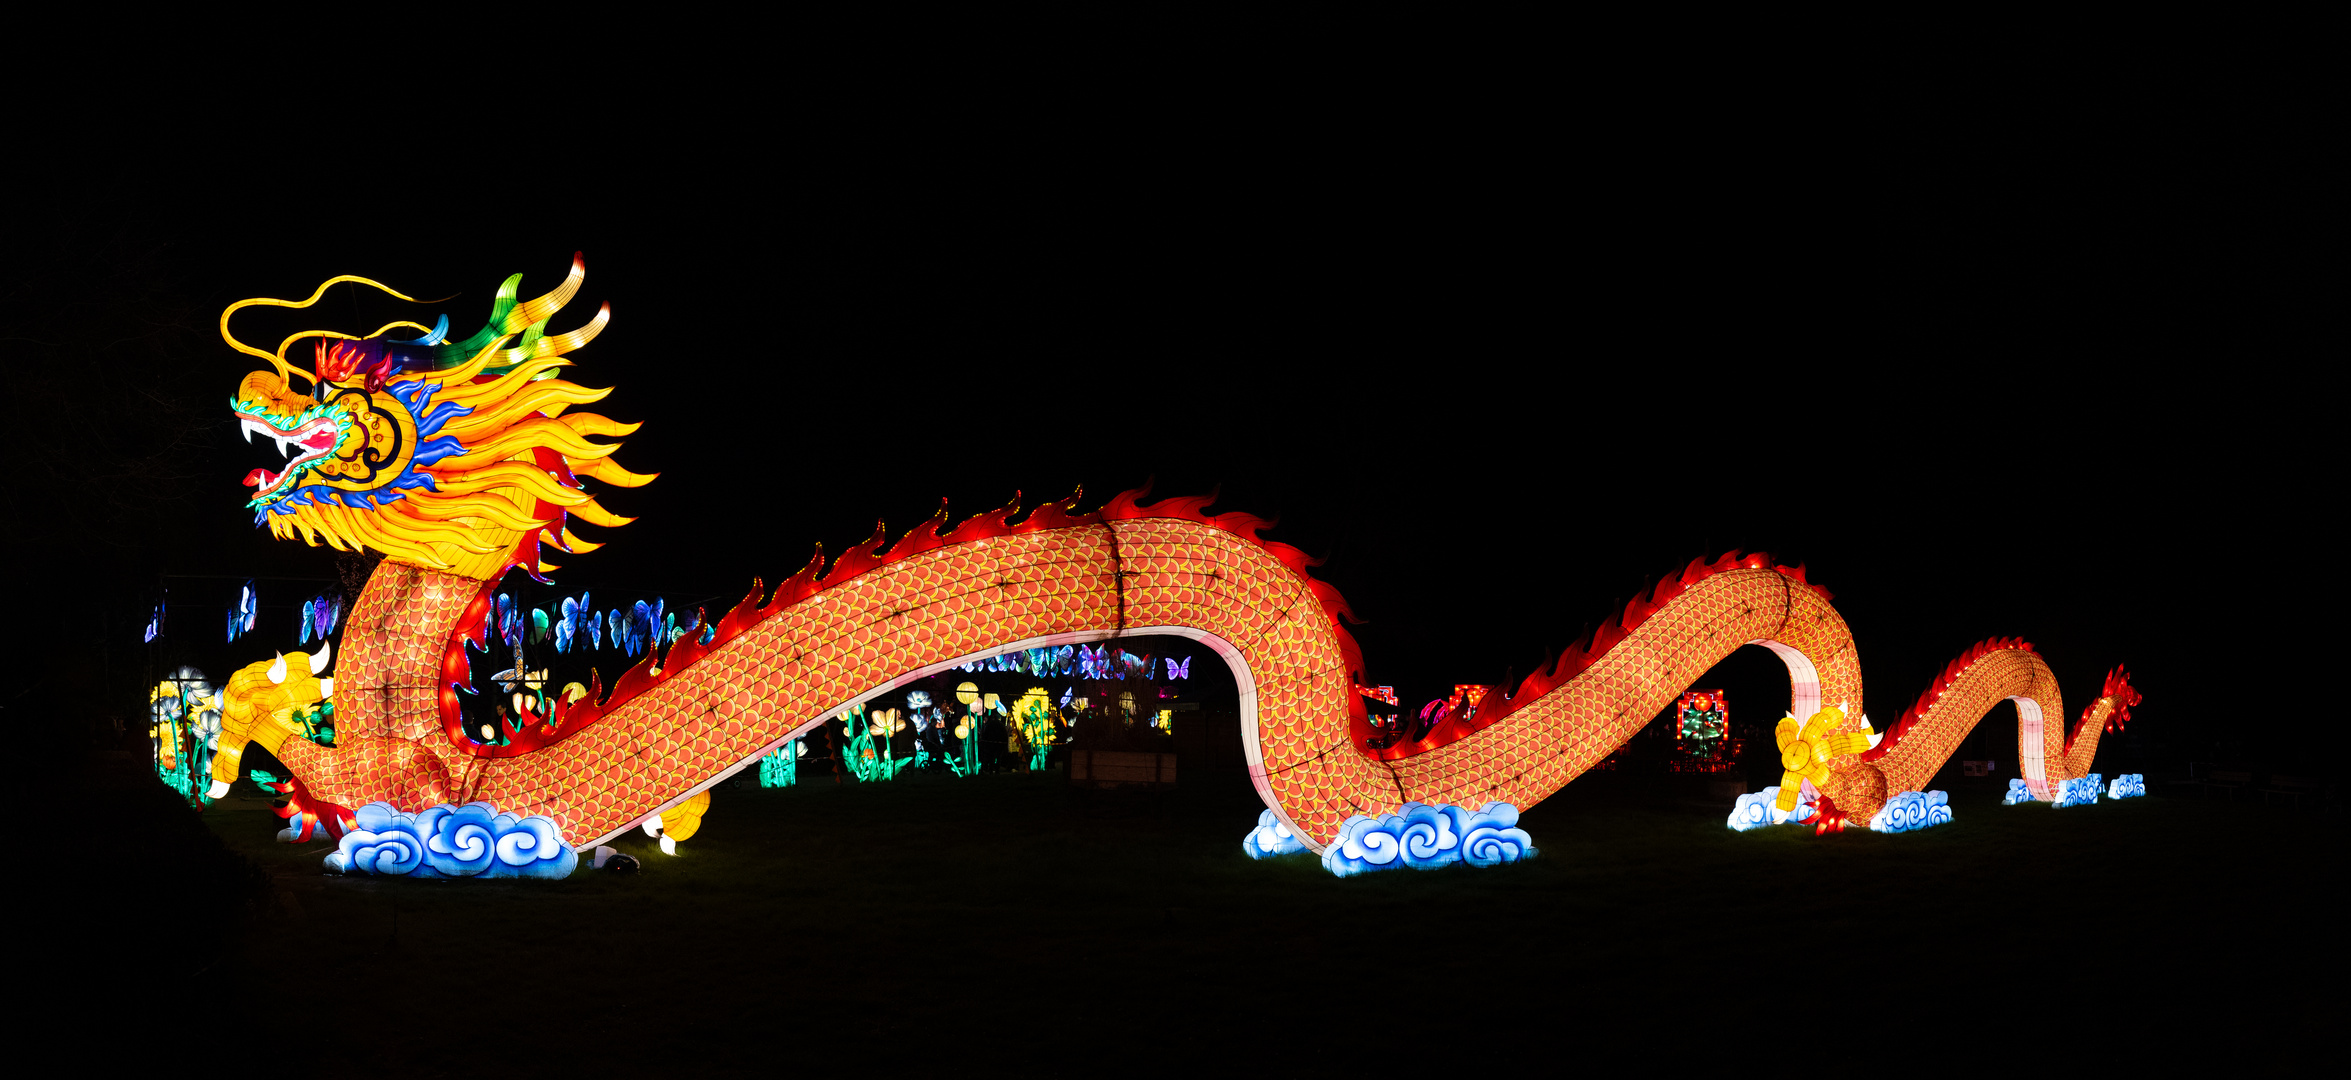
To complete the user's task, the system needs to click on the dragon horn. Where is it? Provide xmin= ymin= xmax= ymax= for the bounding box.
xmin=267 ymin=653 xmax=287 ymax=685
xmin=504 ymin=252 xmax=587 ymax=334
xmin=309 ymin=638 xmax=331 ymax=675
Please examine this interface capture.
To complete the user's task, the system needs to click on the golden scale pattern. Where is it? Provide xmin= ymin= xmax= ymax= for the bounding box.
xmin=278 ymin=563 xmax=475 ymax=812
xmin=1380 ymin=569 xmax=1863 ymax=812
xmin=289 ymin=516 xmax=2112 ymax=852
xmin=1112 ymin=518 xmax=1360 ymax=841
xmin=1872 ymin=646 xmax=2102 ymax=799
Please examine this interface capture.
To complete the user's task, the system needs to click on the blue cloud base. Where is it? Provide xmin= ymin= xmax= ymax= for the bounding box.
xmin=1725 ymin=786 xmax=1821 ymax=831
xmin=1242 ymin=809 xmax=1308 ymax=858
xmin=1867 ymin=790 xmax=1953 ymax=833
xmin=2054 ymin=774 xmax=2103 ymax=808
xmin=2007 ymin=775 xmax=2106 ymax=807
xmin=1319 ymin=801 xmax=1534 ymax=878
xmin=324 ymin=801 xmax=580 ymax=880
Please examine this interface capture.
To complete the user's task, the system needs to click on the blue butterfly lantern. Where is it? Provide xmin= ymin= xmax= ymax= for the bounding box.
xmin=556 ymin=592 xmax=589 ymax=654
xmin=626 ymin=600 xmax=664 ymax=657
xmin=297 ymin=592 xmax=339 ymax=646
xmin=227 ymin=580 xmax=257 ymax=643
xmin=1116 ymin=649 xmax=1152 ymax=680
xmin=494 ymin=593 xmax=522 ymax=650
xmin=1166 ymin=656 xmax=1192 ymax=680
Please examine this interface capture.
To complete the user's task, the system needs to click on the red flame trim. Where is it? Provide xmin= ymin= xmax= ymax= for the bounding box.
xmin=445 ymin=483 xmax=1371 ymax=760
xmin=2093 ymin=664 xmax=2141 ymax=735
xmin=1857 ymin=636 xmax=2042 ymax=763
xmin=1369 ymin=549 xmax=1834 ymax=761
xmin=432 ymin=434 xmax=598 ymax=753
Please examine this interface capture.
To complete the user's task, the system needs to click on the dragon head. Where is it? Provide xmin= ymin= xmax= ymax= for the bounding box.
xmin=223 ymin=254 xmax=652 ymax=580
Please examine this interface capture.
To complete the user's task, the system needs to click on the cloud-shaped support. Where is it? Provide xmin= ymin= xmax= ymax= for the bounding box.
xmin=1868 ymin=790 xmax=1953 ymax=834
xmin=2053 ymin=774 xmax=2102 ymax=808
xmin=2107 ymin=773 xmax=2146 ymax=799
xmin=2005 ymin=776 xmax=2102 ymax=807
xmin=325 ymin=801 xmax=579 ymax=880
xmin=1725 ymin=786 xmax=1820 ymax=831
xmin=1319 ymin=801 xmax=1534 ymax=878
xmin=1242 ymin=809 xmax=1307 ymax=859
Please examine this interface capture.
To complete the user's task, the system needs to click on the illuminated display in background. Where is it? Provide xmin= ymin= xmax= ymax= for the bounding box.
xmin=1672 ymin=689 xmax=1736 ymax=772
xmin=199 ymin=255 xmax=2146 ymax=877
xmin=759 ymin=740 xmax=803 ymax=788
xmin=149 ymin=667 xmax=223 ymax=808
xmin=1357 ymin=683 xmax=1403 ymax=747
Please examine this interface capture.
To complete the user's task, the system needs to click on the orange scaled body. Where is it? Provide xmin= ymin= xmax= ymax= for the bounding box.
xmin=215 ymin=258 xmax=2139 ymax=857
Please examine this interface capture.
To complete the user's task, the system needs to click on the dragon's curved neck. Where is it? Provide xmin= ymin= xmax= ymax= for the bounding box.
xmin=341 ymin=560 xmax=495 ymax=745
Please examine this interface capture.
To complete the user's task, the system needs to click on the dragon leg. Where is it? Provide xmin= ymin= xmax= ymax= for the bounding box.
xmin=209 ymin=647 xmax=333 ymax=802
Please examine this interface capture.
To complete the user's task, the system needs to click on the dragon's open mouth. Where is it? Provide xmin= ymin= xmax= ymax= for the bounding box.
xmin=239 ymin=414 xmax=342 ymax=500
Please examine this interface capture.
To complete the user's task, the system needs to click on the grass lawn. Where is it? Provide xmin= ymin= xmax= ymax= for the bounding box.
xmin=53 ymin=759 xmax=2343 ymax=1073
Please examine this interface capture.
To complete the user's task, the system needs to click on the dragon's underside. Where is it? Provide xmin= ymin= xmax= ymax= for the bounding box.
xmin=208 ymin=257 xmax=2138 ymax=859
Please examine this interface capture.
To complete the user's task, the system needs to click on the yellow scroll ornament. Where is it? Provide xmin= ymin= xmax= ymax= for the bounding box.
xmin=644 ymin=790 xmax=711 ymax=856
xmin=657 ymin=790 xmax=710 ymax=843
xmin=1773 ymin=705 xmax=1877 ymax=813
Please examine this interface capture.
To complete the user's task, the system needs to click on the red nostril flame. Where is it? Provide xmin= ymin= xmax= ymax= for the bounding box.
xmin=244 ymin=468 xmax=279 ymax=489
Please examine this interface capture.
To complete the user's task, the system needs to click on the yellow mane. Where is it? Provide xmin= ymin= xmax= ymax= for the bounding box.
xmin=226 ymin=258 xmax=653 ymax=580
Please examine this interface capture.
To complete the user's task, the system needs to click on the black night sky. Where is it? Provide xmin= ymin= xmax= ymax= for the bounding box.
xmin=11 ymin=80 xmax=2321 ymax=771
xmin=6 ymin=48 xmax=2337 ymax=1073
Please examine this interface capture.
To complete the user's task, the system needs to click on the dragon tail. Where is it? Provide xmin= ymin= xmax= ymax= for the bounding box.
xmin=1859 ymin=640 xmax=2138 ymax=802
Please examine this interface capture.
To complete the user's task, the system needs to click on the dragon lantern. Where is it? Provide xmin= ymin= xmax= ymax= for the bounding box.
xmin=209 ymin=255 xmax=2141 ymax=873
